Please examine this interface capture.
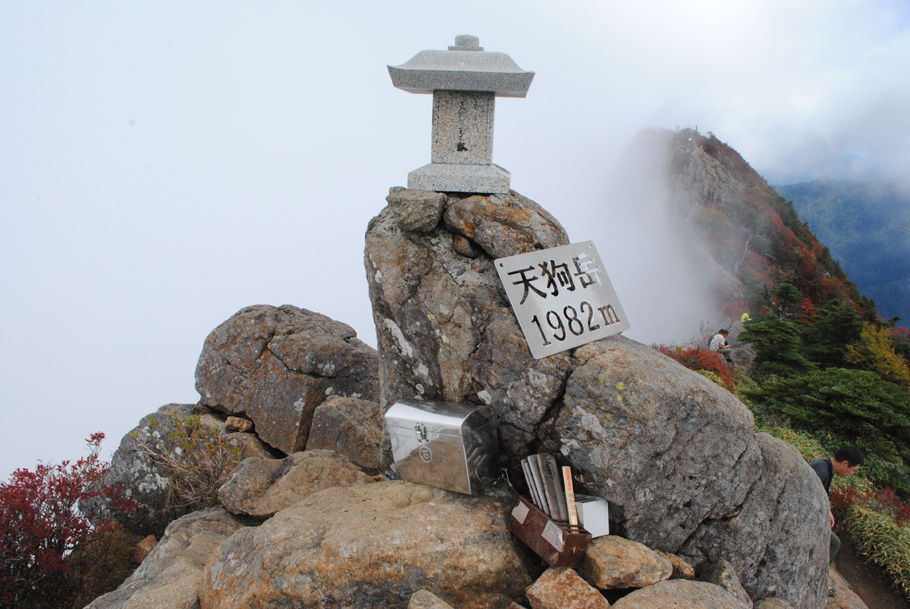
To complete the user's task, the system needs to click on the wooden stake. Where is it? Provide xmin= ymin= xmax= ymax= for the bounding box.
xmin=562 ymin=465 xmax=579 ymax=528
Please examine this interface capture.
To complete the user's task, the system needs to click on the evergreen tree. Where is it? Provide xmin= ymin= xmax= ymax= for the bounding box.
xmin=801 ymin=300 xmax=863 ymax=368
xmin=750 ymin=368 xmax=910 ymax=463
xmin=738 ymin=318 xmax=814 ymax=379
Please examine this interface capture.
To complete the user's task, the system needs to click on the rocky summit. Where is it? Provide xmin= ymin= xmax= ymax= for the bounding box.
xmin=366 ymin=188 xmax=830 ymax=609
xmin=86 ymin=186 xmax=846 ymax=609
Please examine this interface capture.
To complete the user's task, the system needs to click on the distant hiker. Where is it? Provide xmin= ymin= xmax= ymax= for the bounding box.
xmin=809 ymin=446 xmax=864 ymax=565
xmin=740 ymin=312 xmax=752 ymax=323
xmin=709 ymin=329 xmax=733 ymax=363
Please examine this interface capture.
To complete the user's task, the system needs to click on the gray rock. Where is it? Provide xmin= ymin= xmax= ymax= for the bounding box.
xmin=195 ymin=305 xmax=379 ymax=454
xmin=305 ymin=396 xmax=389 ymax=473
xmin=611 ymin=580 xmax=751 ymax=609
xmin=200 ymin=481 xmax=532 ymax=609
xmin=83 ymin=404 xmax=271 ymax=537
xmin=84 ymin=508 xmax=244 ymax=609
xmin=702 ymin=558 xmax=752 ymax=608
xmin=217 ymin=449 xmax=373 ymax=518
xmin=387 ymin=187 xmax=447 ymax=232
xmin=824 ymin=569 xmax=868 ymax=609
xmin=442 ymin=191 xmax=568 ymax=259
xmin=754 ymin=598 xmax=795 ymax=609
xmin=679 ymin=434 xmax=830 ymax=609
xmin=547 ymin=339 xmax=829 ymax=609
xmin=365 ymin=189 xmax=574 ymax=454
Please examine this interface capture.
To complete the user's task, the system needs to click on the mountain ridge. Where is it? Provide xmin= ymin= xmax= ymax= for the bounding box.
xmin=619 ymin=128 xmax=880 ymax=330
xmin=774 ymin=179 xmax=910 ymax=327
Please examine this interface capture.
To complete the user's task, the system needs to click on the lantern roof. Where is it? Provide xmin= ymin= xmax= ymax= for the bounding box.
xmin=388 ymin=35 xmax=534 ymax=98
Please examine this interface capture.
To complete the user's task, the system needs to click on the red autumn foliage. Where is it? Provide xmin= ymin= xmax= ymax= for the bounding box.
xmin=830 ymin=485 xmax=874 ymax=510
xmin=799 ymin=297 xmax=816 ymax=320
xmin=654 ymin=345 xmax=737 ymax=390
xmin=831 ymin=484 xmax=910 ymax=527
xmin=0 ymin=432 xmax=134 ymax=608
xmin=872 ymin=486 xmax=910 ymax=526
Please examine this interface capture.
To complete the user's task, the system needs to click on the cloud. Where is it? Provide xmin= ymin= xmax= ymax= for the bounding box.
xmin=2 ymin=1 xmax=910 ymax=479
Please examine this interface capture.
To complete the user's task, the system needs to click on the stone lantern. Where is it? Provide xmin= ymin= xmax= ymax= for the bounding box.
xmin=388 ymin=35 xmax=534 ymax=194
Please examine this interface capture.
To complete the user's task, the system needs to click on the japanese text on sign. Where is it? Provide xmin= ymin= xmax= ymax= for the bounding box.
xmin=495 ymin=241 xmax=629 ymax=359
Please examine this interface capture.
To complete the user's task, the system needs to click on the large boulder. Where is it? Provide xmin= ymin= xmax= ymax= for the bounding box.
xmin=85 ymin=508 xmax=244 ymax=609
xmin=200 ymin=481 xmax=533 ymax=609
xmin=84 ymin=403 xmax=271 ymax=536
xmin=217 ymin=449 xmax=374 ymax=518
xmin=547 ymin=339 xmax=829 ymax=609
xmin=681 ymin=434 xmax=830 ymax=607
xmin=365 ymin=189 xmax=575 ymax=454
xmin=195 ymin=305 xmax=379 ymax=454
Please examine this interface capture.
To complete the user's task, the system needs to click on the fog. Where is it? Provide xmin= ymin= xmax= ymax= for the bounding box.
xmin=3 ymin=1 xmax=909 ymax=478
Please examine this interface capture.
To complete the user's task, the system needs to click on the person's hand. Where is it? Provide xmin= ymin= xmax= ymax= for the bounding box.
xmin=829 ymin=511 xmax=835 ymax=528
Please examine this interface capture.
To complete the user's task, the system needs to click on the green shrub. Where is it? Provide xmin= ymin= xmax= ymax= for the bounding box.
xmin=738 ymin=318 xmax=814 ymax=379
xmin=801 ymin=300 xmax=863 ymax=368
xmin=139 ymin=413 xmax=244 ymax=511
xmin=759 ymin=425 xmax=827 ymax=462
xmin=746 ymin=368 xmax=910 ymax=462
xmin=844 ymin=503 xmax=910 ymax=600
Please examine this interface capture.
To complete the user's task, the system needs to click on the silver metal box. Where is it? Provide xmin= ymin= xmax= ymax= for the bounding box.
xmin=384 ymin=399 xmax=500 ymax=495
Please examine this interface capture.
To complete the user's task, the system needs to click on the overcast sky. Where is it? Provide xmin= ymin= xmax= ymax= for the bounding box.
xmin=3 ymin=1 xmax=909 ymax=480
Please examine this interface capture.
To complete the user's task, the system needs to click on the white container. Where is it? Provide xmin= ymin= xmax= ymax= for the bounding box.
xmin=575 ymin=494 xmax=610 ymax=538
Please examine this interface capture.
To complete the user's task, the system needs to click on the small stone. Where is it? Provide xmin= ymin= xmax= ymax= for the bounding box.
xmin=409 ymin=589 xmax=456 ymax=609
xmin=702 ymin=558 xmax=751 ymax=607
xmin=582 ymin=535 xmax=673 ymax=590
xmin=659 ymin=551 xmax=695 ymax=579
xmin=451 ymin=234 xmax=479 ymax=258
xmin=387 ymin=187 xmax=447 ymax=232
xmin=305 ymin=396 xmax=388 ymax=473
xmin=133 ymin=534 xmax=157 ymax=564
xmin=442 ymin=192 xmax=569 ymax=259
xmin=525 ymin=568 xmax=610 ymax=609
xmin=225 ymin=416 xmax=253 ymax=433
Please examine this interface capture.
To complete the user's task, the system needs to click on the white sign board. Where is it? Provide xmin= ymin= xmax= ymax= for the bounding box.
xmin=495 ymin=241 xmax=629 ymax=359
